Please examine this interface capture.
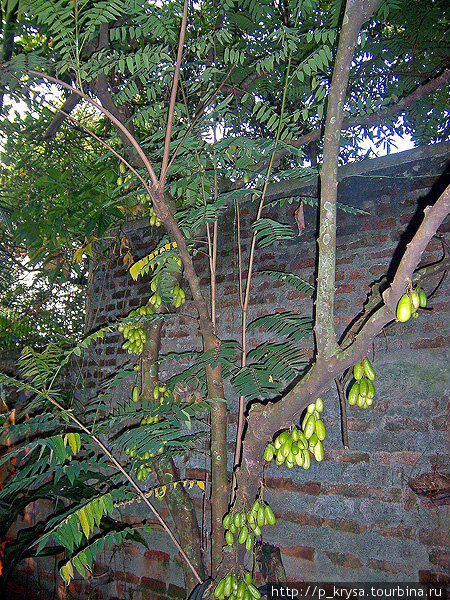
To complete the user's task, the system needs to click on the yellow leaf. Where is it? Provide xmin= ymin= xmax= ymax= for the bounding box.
xmin=84 ymin=242 xmax=94 ymax=258
xmin=60 ymin=563 xmax=72 ymax=584
xmin=130 ymin=204 xmax=142 ymax=216
xmin=117 ymin=205 xmax=127 ymax=214
xmin=67 ymin=433 xmax=78 ymax=455
xmin=197 ymin=481 xmax=205 ymax=491
xmin=72 ymin=247 xmax=85 ymax=264
xmin=77 ymin=508 xmax=90 ymax=539
xmin=122 ymin=252 xmax=134 ymax=268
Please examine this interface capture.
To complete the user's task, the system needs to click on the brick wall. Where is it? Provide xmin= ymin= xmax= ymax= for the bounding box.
xmin=7 ymin=143 xmax=449 ymax=599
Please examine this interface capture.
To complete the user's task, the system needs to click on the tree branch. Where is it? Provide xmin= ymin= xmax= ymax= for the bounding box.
xmin=238 ymin=183 xmax=449 ymax=506
xmin=160 ymin=0 xmax=189 ymax=188
xmin=41 ymin=92 xmax=81 ymax=139
xmin=272 ymin=67 xmax=450 ymax=164
xmin=25 ymin=70 xmax=159 ymax=186
xmin=315 ymin=0 xmax=382 ymax=358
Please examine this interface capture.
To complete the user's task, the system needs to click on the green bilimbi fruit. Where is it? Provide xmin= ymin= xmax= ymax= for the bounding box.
xmin=302 ymin=448 xmax=311 ymax=469
xmin=225 ymin=531 xmax=234 ymax=545
xmin=396 ymin=293 xmax=412 ymax=322
xmin=353 ymin=361 xmax=364 ymax=381
xmin=417 ymin=287 xmax=427 ymax=308
xmin=223 ymin=514 xmax=232 ymax=529
xmin=274 ymin=430 xmax=289 ymax=449
xmin=314 ymin=440 xmax=324 ymax=462
xmin=410 ymin=289 xmax=420 ymax=311
xmin=264 ymin=504 xmax=276 ymax=525
xmin=238 ymin=525 xmax=248 ymax=544
xmin=264 ymin=444 xmax=275 ymax=462
xmin=304 ymin=416 xmax=315 ymax=440
xmin=348 ymin=381 xmax=359 ymax=405
xmin=215 ymin=578 xmax=226 ymax=598
xmin=315 ymin=419 xmax=326 ymax=441
xmin=362 ymin=357 xmax=375 ymax=381
xmin=132 ymin=386 xmax=139 ymax=403
xmin=359 ymin=377 xmax=368 ymax=397
xmin=315 ymin=397 xmax=324 ymax=413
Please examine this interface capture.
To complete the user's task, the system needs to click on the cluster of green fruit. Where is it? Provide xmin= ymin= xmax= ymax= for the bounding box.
xmin=214 ymin=571 xmax=261 ymax=600
xmin=396 ymin=285 xmax=427 ymax=322
xmin=124 ymin=444 xmax=165 ymax=481
xmin=223 ymin=499 xmax=275 ymax=550
xmin=149 ymin=205 xmax=162 ymax=227
xmin=152 ymin=382 xmax=170 ymax=402
xmin=347 ymin=358 xmax=376 ymax=409
xmin=263 ymin=398 xmax=325 ymax=469
xmin=118 ymin=305 xmax=153 ymax=355
xmin=149 ymin=274 xmax=186 ymax=309
xmin=117 ymin=162 xmax=133 ymax=187
xmin=131 ymin=385 xmax=162 ymax=420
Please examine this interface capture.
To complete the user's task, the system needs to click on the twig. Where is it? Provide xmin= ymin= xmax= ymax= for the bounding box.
xmin=159 ymin=0 xmax=189 ymax=187
xmin=334 ymin=377 xmax=349 ymax=449
xmin=24 ymin=69 xmax=159 ymax=186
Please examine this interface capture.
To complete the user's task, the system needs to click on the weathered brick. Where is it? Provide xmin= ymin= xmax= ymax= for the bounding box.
xmin=411 ymin=336 xmax=450 ymax=349
xmin=383 ymin=416 xmax=428 ymax=432
xmin=429 ymin=550 xmax=450 ymax=569
xmin=167 ymin=583 xmax=187 ymax=598
xmin=370 ymin=558 xmax=413 ymax=575
xmin=325 ymin=551 xmax=363 ymax=569
xmin=280 ymin=545 xmax=315 ymax=561
xmin=143 ymin=549 xmax=171 ymax=562
xmin=329 ymin=450 xmax=370 ymax=463
xmin=419 ymin=528 xmax=450 ymax=547
xmin=276 ymin=511 xmax=323 ymax=528
xmin=141 ymin=577 xmax=167 ymax=592
xmin=369 ymin=525 xmax=416 ymax=540
xmin=265 ymin=477 xmax=321 ymax=495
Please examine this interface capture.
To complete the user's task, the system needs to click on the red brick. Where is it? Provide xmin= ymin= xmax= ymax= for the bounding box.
xmin=265 ymin=477 xmax=321 ymax=495
xmin=114 ymin=570 xmax=139 ymax=584
xmin=369 ymin=525 xmax=416 ymax=539
xmin=336 ymin=284 xmax=356 ymax=294
xmin=383 ymin=416 xmax=428 ymax=432
xmin=167 ymin=583 xmax=186 ymax=598
xmin=419 ymin=528 xmax=450 ymax=547
xmin=323 ymin=482 xmax=369 ymax=498
xmin=143 ymin=549 xmax=171 ymax=563
xmin=349 ymin=269 xmax=366 ymax=280
xmin=419 ymin=570 xmax=450 ymax=584
xmin=347 ymin=418 xmax=373 ymax=432
xmin=325 ymin=517 xmax=363 ymax=534
xmin=329 ymin=450 xmax=370 ymax=463
xmin=141 ymin=577 xmax=166 ymax=592
xmin=276 ymin=511 xmax=323 ymax=528
xmin=411 ymin=336 xmax=450 ymax=349
xmin=325 ymin=551 xmax=363 ymax=569
xmin=370 ymin=558 xmax=413 ymax=575
xmin=280 ymin=545 xmax=315 ymax=561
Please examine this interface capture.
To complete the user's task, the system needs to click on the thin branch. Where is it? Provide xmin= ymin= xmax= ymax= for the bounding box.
xmin=42 ymin=92 xmax=81 ymax=139
xmin=25 ymin=70 xmax=159 ymax=186
xmin=159 ymin=0 xmax=189 ymax=187
xmin=335 ymin=377 xmax=349 ymax=449
xmin=42 ymin=391 xmax=203 ymax=584
xmin=166 ymin=64 xmax=235 ymax=175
